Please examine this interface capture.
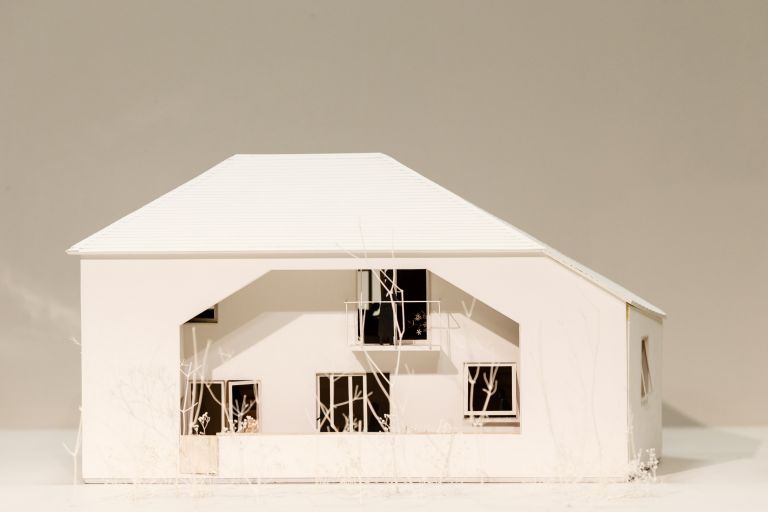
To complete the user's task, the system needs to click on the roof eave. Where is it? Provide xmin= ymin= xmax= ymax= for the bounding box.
xmin=628 ymin=301 xmax=667 ymax=320
xmin=65 ymin=248 xmax=547 ymax=258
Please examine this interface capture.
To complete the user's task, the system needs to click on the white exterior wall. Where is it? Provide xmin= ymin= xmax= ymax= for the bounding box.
xmin=627 ymin=305 xmax=663 ymax=463
xmin=80 ymin=256 xmax=629 ymax=481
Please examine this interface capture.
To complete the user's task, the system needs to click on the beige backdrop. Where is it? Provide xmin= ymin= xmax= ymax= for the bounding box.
xmin=1 ymin=0 xmax=766 ymax=429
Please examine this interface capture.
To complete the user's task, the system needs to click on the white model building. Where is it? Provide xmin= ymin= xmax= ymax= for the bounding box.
xmin=68 ymin=153 xmax=664 ymax=482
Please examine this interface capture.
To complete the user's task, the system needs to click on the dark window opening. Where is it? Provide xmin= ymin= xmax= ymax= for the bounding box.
xmin=366 ymin=373 xmax=390 ymax=432
xmin=317 ymin=375 xmax=332 ymax=432
xmin=356 ymin=269 xmax=427 ymax=344
xmin=228 ymin=380 xmax=259 ymax=433
xmin=465 ymin=364 xmax=516 ymax=418
xmin=317 ymin=373 xmax=390 ymax=432
xmin=182 ymin=381 xmax=225 ymax=435
xmin=187 ymin=305 xmax=218 ymax=323
xmin=349 ymin=375 xmax=364 ymax=432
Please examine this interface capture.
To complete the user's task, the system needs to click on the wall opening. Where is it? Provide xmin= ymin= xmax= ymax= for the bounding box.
xmin=640 ymin=336 xmax=652 ymax=401
xmin=178 ymin=269 xmax=521 ymax=438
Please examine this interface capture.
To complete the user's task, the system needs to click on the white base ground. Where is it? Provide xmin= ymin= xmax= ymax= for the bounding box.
xmin=1 ymin=427 xmax=767 ymax=511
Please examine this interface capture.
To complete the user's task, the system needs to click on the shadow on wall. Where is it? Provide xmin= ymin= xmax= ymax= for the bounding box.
xmin=352 ymin=350 xmax=451 ymax=374
xmin=181 ymin=269 xmax=521 ymax=378
xmin=0 ymin=261 xmax=81 ymax=429
xmin=663 ymin=402 xmax=704 ymax=427
xmin=180 ymin=269 xmax=356 ymax=369
xmin=432 ymin=273 xmax=520 ymax=364
xmin=435 ymin=273 xmax=520 ymax=348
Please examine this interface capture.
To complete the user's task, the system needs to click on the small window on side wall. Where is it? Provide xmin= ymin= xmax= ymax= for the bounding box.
xmin=465 ymin=363 xmax=517 ymax=423
xmin=187 ymin=305 xmax=218 ymax=323
xmin=641 ymin=337 xmax=652 ymax=401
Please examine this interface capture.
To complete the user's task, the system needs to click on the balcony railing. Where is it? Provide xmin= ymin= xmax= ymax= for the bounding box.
xmin=344 ymin=300 xmax=442 ymax=350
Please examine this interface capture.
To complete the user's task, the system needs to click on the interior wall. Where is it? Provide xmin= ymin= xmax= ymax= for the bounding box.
xmin=180 ymin=270 xmax=520 ymax=434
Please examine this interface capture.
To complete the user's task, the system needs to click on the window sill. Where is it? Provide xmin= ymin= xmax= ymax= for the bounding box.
xmin=350 ymin=343 xmax=440 ymax=352
xmin=464 ymin=416 xmax=519 ymax=427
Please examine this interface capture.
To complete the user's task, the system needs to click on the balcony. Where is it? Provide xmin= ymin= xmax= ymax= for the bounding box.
xmin=344 ymin=300 xmax=442 ymax=351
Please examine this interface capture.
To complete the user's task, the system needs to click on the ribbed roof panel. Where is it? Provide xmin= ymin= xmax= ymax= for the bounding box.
xmin=68 ymin=153 xmax=664 ymax=317
xmin=69 ymin=153 xmax=544 ymax=254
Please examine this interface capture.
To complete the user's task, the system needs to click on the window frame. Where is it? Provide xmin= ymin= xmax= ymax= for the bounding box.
xmin=463 ymin=362 xmax=518 ymax=419
xmin=187 ymin=304 xmax=218 ymax=324
xmin=227 ymin=380 xmax=261 ymax=433
xmin=182 ymin=380 xmax=226 ymax=435
xmin=640 ymin=336 xmax=652 ymax=402
xmin=355 ymin=269 xmax=429 ymax=344
xmin=316 ymin=373 xmax=382 ymax=433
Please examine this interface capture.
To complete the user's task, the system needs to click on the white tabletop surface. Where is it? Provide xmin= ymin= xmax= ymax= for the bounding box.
xmin=1 ymin=427 xmax=766 ymax=511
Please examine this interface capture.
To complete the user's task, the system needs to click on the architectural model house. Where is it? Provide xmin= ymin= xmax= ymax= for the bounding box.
xmin=67 ymin=153 xmax=664 ymax=482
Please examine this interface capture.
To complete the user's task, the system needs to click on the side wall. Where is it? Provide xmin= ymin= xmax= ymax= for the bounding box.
xmin=627 ymin=305 xmax=663 ymax=463
xmin=80 ymin=256 xmax=628 ymax=481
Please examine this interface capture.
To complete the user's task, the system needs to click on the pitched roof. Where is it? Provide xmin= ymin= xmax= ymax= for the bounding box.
xmin=67 ymin=153 xmax=665 ymax=317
